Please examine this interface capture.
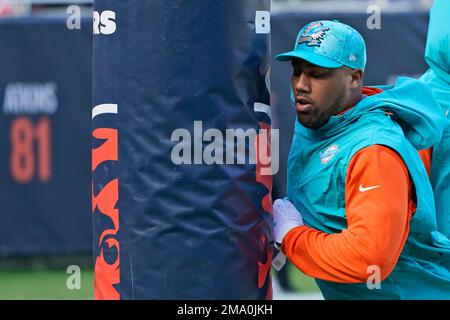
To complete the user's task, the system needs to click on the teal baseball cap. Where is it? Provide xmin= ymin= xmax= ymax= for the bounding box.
xmin=275 ymin=20 xmax=367 ymax=71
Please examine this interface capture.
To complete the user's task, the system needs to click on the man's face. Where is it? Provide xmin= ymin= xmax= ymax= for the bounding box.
xmin=290 ymin=58 xmax=353 ymax=129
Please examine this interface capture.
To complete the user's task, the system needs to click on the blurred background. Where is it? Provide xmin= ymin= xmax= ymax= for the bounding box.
xmin=0 ymin=0 xmax=433 ymax=299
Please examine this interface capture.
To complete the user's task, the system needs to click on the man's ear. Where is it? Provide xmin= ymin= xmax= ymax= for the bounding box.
xmin=350 ymin=69 xmax=363 ymax=89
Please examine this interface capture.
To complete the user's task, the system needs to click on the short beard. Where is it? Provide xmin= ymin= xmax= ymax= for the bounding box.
xmin=299 ymin=90 xmax=346 ymax=130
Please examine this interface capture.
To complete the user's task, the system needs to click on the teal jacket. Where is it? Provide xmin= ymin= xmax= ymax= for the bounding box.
xmin=420 ymin=0 xmax=450 ymax=238
xmin=287 ymin=77 xmax=450 ymax=299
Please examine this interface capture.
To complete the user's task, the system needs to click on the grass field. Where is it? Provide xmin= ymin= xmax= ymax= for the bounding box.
xmin=0 ymin=264 xmax=319 ymax=299
xmin=0 ymin=268 xmax=94 ymax=300
xmin=286 ymin=263 xmax=320 ymax=293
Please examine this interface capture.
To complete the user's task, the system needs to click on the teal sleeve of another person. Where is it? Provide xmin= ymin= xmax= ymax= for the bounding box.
xmin=419 ymin=0 xmax=450 ymax=238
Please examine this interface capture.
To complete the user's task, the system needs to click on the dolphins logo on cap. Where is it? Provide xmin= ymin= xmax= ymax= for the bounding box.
xmin=298 ymin=22 xmax=330 ymax=47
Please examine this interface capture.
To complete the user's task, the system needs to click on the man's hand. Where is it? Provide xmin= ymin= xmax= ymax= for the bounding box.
xmin=273 ymin=199 xmax=304 ymax=246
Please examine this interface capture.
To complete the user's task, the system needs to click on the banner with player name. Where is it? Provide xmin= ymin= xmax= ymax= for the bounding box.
xmin=0 ymin=17 xmax=93 ymax=256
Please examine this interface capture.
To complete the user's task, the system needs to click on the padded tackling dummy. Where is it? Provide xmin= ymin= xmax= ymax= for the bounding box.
xmin=92 ymin=0 xmax=272 ymax=299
